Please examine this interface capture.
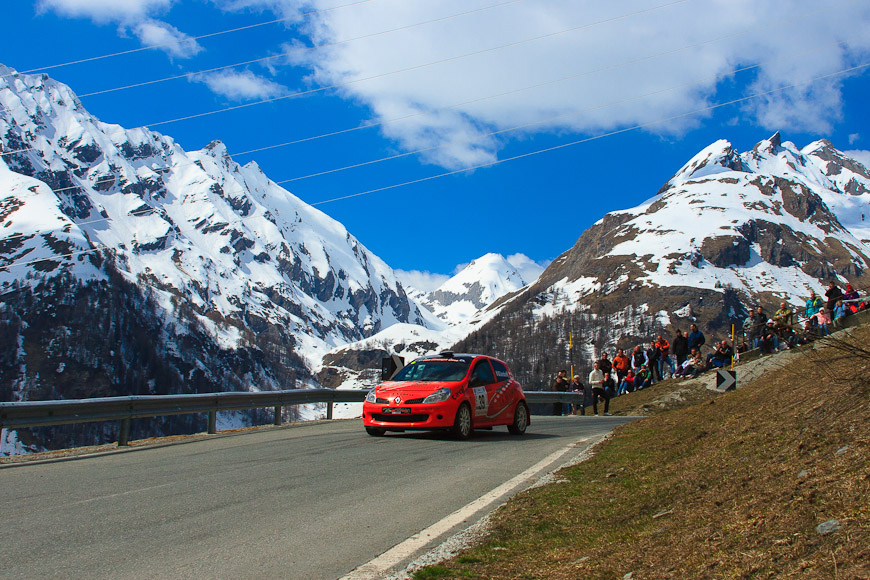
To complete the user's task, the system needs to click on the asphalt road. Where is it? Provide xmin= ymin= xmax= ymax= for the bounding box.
xmin=0 ymin=415 xmax=636 ymax=579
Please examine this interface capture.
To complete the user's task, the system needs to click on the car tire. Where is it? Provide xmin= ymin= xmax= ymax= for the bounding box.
xmin=508 ymin=402 xmax=529 ymax=435
xmin=451 ymin=403 xmax=473 ymax=440
xmin=365 ymin=427 xmax=386 ymax=437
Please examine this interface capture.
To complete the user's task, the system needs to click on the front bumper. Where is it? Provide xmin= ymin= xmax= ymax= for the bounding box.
xmin=362 ymin=401 xmax=457 ymax=429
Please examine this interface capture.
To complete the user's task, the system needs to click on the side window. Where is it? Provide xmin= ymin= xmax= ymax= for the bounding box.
xmin=472 ymin=360 xmax=496 ymax=385
xmin=491 ymin=360 xmax=510 ymax=381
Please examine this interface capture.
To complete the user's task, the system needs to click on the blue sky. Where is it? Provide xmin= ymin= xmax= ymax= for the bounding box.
xmin=2 ymin=0 xmax=870 ymax=290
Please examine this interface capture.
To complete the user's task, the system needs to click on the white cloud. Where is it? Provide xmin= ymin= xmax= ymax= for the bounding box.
xmin=394 ymin=269 xmax=450 ymax=293
xmin=194 ymin=70 xmax=286 ymax=101
xmin=849 ymin=133 xmax=860 ymax=145
xmin=506 ymin=253 xmax=548 ymax=283
xmin=845 ymin=149 xmax=870 ymax=170
xmin=227 ymin=0 xmax=870 ymax=169
xmin=38 ymin=0 xmax=172 ymax=23
xmin=38 ymin=0 xmax=203 ymax=60
xmin=133 ymin=19 xmax=202 ymax=59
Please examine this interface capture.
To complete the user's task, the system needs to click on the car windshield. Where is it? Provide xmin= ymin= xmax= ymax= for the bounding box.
xmin=392 ymin=359 xmax=470 ymax=382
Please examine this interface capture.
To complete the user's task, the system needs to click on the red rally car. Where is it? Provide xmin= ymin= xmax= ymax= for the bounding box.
xmin=362 ymin=352 xmax=529 ymax=439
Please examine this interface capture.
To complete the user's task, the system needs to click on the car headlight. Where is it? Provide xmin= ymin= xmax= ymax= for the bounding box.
xmin=365 ymin=389 xmax=377 ymax=403
xmin=422 ymin=388 xmax=452 ymax=404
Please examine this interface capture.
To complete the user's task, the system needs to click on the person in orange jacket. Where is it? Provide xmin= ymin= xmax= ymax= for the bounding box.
xmin=612 ymin=348 xmax=630 ymax=384
xmin=655 ymin=334 xmax=675 ymax=378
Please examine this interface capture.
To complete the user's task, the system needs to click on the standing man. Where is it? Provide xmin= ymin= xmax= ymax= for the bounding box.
xmin=588 ymin=361 xmax=611 ymax=416
xmin=570 ymin=374 xmax=585 ymax=415
xmin=673 ymin=329 xmax=689 ymax=367
xmin=655 ymin=335 xmax=674 ymax=379
xmin=825 ymin=281 xmax=844 ymax=312
xmin=687 ymin=323 xmax=706 ymax=353
xmin=612 ymin=349 xmax=630 ymax=384
xmin=552 ymin=370 xmax=570 ymax=416
xmin=597 ymin=352 xmax=613 ymax=377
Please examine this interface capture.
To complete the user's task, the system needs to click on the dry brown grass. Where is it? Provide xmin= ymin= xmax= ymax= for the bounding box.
xmin=417 ymin=326 xmax=870 ymax=579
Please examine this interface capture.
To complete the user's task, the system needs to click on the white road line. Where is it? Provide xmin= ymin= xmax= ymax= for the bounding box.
xmin=341 ymin=442 xmax=585 ymax=580
xmin=71 ymin=482 xmax=176 ymax=506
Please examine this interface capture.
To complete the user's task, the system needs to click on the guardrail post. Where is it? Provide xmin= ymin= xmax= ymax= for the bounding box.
xmin=118 ymin=418 xmax=131 ymax=447
xmin=207 ymin=411 xmax=217 ymax=434
xmin=326 ymin=401 xmax=333 ymax=421
xmin=273 ymin=405 xmax=282 ymax=426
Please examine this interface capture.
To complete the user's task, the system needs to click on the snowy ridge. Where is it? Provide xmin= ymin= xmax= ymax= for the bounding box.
xmin=0 ymin=64 xmax=428 ymax=377
xmin=421 ymin=253 xmax=542 ymax=325
xmin=569 ymin=132 xmax=870 ymax=307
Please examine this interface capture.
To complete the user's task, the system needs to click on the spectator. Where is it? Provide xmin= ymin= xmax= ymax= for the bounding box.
xmin=705 ymin=340 xmax=733 ymax=368
xmin=825 ymin=281 xmax=844 ymax=312
xmin=655 ymin=334 xmax=675 ymax=378
xmin=843 ymin=284 xmax=860 ymax=314
xmin=618 ymin=369 xmax=636 ymax=395
xmin=833 ymin=300 xmax=847 ymax=329
xmin=750 ymin=306 xmax=767 ymax=348
xmin=597 ymin=352 xmax=613 ymax=377
xmin=634 ymin=365 xmax=652 ymax=390
xmin=630 ymin=344 xmax=648 ymax=372
xmin=673 ymin=329 xmax=689 ymax=367
xmin=814 ymin=308 xmax=831 ymax=337
xmin=687 ymin=324 xmax=706 ymax=352
xmin=612 ymin=349 xmax=630 ymax=383
xmin=588 ymin=361 xmax=611 ymax=416
xmin=676 ymin=348 xmax=704 ymax=378
xmin=806 ymin=291 xmax=824 ymax=323
xmin=759 ymin=321 xmax=778 ymax=354
xmin=552 ymin=370 xmax=569 ymax=416
xmin=773 ymin=302 xmax=794 ymax=330
xmin=646 ymin=341 xmax=662 ymax=383
xmin=570 ymin=375 xmax=585 ymax=415
xmin=603 ymin=372 xmax=617 ymax=399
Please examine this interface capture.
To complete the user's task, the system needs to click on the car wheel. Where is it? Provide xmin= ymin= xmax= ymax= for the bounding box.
xmin=366 ymin=427 xmax=386 ymax=437
xmin=508 ymin=402 xmax=529 ymax=435
xmin=451 ymin=403 xmax=473 ymax=440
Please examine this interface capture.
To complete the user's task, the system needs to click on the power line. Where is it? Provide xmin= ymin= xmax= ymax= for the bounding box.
xmin=1 ymin=18 xmax=862 ymax=239
xmin=307 ymin=62 xmax=870 ymax=206
xmin=272 ymin=36 xmax=865 ymax=185
xmin=75 ymin=0 xmax=526 ymax=99
xmin=143 ymin=0 xmax=698 ymax=128
xmin=1 ymin=59 xmax=866 ymax=271
xmin=227 ymin=0 xmax=860 ymax=159
xmin=1 ymin=0 xmax=377 ymax=79
xmin=4 ymin=0 xmax=849 ymax=162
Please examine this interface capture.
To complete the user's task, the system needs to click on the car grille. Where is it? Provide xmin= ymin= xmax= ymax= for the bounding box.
xmin=404 ymin=397 xmax=425 ymax=404
xmin=371 ymin=413 xmax=429 ymax=423
xmin=375 ymin=397 xmax=389 ymax=404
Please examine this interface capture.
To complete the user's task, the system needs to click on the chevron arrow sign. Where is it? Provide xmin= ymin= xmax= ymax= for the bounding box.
xmin=716 ymin=369 xmax=736 ymax=392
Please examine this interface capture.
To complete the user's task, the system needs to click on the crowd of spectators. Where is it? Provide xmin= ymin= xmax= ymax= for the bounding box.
xmin=553 ymin=282 xmax=865 ymax=416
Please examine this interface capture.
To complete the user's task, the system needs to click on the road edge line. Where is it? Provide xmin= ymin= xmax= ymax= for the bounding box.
xmin=341 ymin=436 xmax=598 ymax=580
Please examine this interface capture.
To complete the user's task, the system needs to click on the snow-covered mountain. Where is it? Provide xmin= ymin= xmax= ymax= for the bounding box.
xmin=454 ymin=133 xmax=870 ymax=388
xmin=317 ymin=253 xmax=542 ymax=392
xmin=0 ymin=63 xmax=429 ymax=413
xmin=421 ymin=253 xmax=543 ymax=325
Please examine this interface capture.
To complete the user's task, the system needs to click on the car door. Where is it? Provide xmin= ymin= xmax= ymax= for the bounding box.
xmin=469 ymin=359 xmax=498 ymax=424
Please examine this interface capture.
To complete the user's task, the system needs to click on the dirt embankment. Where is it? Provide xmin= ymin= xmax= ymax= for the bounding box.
xmin=417 ymin=324 xmax=870 ymax=579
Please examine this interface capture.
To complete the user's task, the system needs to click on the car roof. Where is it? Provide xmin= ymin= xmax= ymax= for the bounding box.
xmin=414 ymin=353 xmax=496 ymax=364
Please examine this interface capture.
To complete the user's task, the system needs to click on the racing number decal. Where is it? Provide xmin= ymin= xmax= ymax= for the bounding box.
xmin=473 ymin=386 xmax=488 ymax=417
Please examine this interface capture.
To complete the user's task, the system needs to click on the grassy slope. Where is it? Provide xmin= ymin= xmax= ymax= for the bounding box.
xmin=418 ymin=326 xmax=870 ymax=579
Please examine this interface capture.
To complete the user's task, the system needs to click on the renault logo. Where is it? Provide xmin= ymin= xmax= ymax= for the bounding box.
xmin=394 ymin=396 xmax=402 ymax=404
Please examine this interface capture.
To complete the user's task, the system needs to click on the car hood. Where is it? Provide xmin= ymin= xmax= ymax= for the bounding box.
xmin=375 ymin=381 xmax=460 ymax=396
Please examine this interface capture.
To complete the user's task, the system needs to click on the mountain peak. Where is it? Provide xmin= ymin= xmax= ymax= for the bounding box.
xmin=664 ymin=139 xmax=745 ymax=189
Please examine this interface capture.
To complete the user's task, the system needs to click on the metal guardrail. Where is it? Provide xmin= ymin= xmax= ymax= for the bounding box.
xmin=0 ymin=389 xmax=581 ymax=447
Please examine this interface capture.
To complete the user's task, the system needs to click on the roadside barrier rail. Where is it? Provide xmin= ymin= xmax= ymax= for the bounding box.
xmin=0 ymin=389 xmax=581 ymax=446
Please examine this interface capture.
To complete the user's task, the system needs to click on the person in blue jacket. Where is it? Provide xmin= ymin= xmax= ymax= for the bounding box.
xmin=687 ymin=323 xmax=706 ymax=352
